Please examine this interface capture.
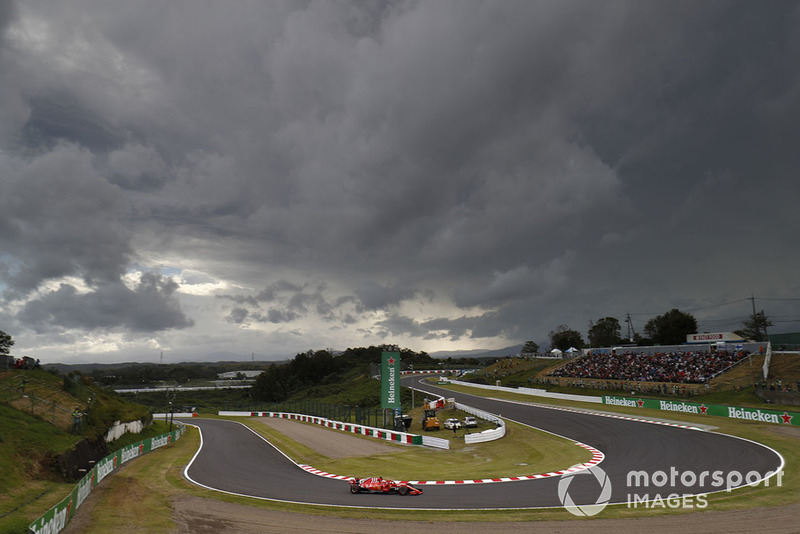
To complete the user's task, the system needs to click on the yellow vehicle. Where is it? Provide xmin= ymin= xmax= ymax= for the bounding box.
xmin=421 ymin=408 xmax=440 ymax=431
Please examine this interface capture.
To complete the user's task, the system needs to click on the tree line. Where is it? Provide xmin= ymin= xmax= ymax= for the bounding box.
xmin=533 ymin=308 xmax=773 ymax=352
xmin=251 ymin=345 xmax=483 ymax=403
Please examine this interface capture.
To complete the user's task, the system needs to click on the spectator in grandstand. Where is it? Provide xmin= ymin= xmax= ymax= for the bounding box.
xmin=548 ymin=349 xmax=748 ymax=384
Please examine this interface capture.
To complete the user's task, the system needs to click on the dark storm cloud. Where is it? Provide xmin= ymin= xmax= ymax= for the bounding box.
xmin=221 ymin=281 xmax=338 ymax=325
xmin=354 ymin=280 xmax=417 ymax=311
xmin=0 ymin=143 xmax=133 ymax=296
xmin=376 ymin=312 xmax=512 ymax=342
xmin=0 ymin=0 xmax=16 ymax=37
xmin=2 ymin=1 xmax=800 ymax=362
xmin=22 ymin=93 xmax=125 ymax=152
xmin=19 ymin=273 xmax=193 ymax=332
xmin=255 ymin=281 xmax=304 ymax=303
xmin=226 ymin=307 xmax=249 ymax=325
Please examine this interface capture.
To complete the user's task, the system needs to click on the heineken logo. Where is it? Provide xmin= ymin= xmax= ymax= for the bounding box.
xmin=387 ymin=365 xmax=397 ymax=404
xmin=728 ymin=407 xmax=793 ymax=424
xmin=152 ymin=435 xmax=170 ymax=450
xmin=660 ymin=401 xmax=700 ymax=414
xmin=96 ymin=457 xmax=115 ymax=483
xmin=604 ymin=396 xmax=797 ymax=426
xmin=381 ymin=352 xmax=401 ymax=409
xmin=604 ymin=397 xmax=639 ymax=407
xmin=77 ymin=475 xmax=92 ymax=508
xmin=32 ymin=499 xmax=71 ymax=534
xmin=121 ymin=445 xmax=141 ymax=464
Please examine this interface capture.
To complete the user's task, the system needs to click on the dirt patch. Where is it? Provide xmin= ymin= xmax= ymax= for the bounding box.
xmin=171 ymin=495 xmax=800 ymax=534
xmin=254 ymin=417 xmax=400 ymax=459
xmin=767 ymin=424 xmax=800 ymax=440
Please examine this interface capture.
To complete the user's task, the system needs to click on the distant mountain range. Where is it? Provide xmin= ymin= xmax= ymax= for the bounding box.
xmin=41 ymin=345 xmax=525 ymax=373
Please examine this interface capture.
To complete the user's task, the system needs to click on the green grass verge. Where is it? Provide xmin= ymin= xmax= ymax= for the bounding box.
xmin=0 ymin=404 xmax=82 ymax=534
xmin=63 ymin=428 xmax=198 ymax=534
xmin=433 ymin=381 xmax=800 ymax=513
xmin=16 ymin=383 xmax=800 ymax=531
xmin=241 ymin=414 xmax=591 ymax=480
xmin=175 ymin=416 xmax=799 ymax=522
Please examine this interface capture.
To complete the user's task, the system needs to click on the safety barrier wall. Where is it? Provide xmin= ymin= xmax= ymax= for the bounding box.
xmin=421 ymin=435 xmax=450 ymax=449
xmin=152 ymin=412 xmax=198 ymax=419
xmin=603 ymin=395 xmax=800 ymax=426
xmin=218 ymin=411 xmax=425 ymax=446
xmin=446 ymin=379 xmax=604 ymax=404
xmin=28 ymin=424 xmax=186 ymax=534
xmin=454 ymin=402 xmax=506 ymax=444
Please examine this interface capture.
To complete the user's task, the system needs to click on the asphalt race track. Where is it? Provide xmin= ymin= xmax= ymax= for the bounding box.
xmin=179 ymin=376 xmax=784 ymax=510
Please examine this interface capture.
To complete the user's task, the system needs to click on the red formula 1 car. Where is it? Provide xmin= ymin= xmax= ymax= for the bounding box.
xmin=349 ymin=476 xmax=423 ymax=496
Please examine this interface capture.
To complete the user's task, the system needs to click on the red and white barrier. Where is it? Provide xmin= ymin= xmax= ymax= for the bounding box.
xmin=217 ymin=411 xmax=423 ymax=446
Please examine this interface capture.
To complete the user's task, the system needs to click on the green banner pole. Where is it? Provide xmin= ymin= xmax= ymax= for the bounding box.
xmin=381 ymin=351 xmax=401 ymax=410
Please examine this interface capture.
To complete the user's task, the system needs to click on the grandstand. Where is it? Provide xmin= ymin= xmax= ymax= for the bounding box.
xmin=545 ymin=342 xmax=766 ymax=394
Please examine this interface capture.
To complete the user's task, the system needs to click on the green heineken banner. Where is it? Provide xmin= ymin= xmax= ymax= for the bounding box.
xmin=603 ymin=395 xmax=798 ymax=426
xmin=29 ymin=426 xmax=185 ymax=534
xmin=381 ymin=351 xmax=401 ymax=410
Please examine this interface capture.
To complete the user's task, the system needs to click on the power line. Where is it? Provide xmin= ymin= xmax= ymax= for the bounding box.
xmin=624 ymin=298 xmax=752 ymax=318
xmin=624 ymin=295 xmax=796 ymax=320
xmin=683 ymin=298 xmax=751 ymax=313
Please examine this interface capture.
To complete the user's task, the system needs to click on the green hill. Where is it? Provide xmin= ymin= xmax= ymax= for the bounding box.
xmin=0 ymin=369 xmax=158 ymax=533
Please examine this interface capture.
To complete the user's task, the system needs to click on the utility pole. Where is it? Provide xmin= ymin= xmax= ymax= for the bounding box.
xmin=409 ymin=363 xmax=414 ymax=409
xmin=750 ymin=294 xmax=768 ymax=342
xmin=624 ymin=313 xmax=636 ymax=342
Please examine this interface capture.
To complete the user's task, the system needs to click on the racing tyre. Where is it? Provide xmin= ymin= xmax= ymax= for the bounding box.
xmin=399 ymin=486 xmax=409 ymax=496
xmin=350 ymin=484 xmax=360 ymax=494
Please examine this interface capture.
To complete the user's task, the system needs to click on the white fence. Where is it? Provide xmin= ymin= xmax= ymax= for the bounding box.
xmin=455 ymin=402 xmax=505 ymax=444
xmin=416 ymin=390 xmax=504 ymax=446
xmin=447 ymin=379 xmax=603 ymax=404
xmin=421 ymin=435 xmax=450 ymax=449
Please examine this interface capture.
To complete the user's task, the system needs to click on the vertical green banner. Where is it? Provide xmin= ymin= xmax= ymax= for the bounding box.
xmin=381 ymin=351 xmax=401 ymax=410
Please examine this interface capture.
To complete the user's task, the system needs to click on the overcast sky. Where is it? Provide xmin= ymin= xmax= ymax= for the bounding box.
xmin=2 ymin=1 xmax=799 ymax=365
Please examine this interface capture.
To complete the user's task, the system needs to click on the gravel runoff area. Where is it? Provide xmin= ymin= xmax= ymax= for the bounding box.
xmin=253 ymin=416 xmax=401 ymax=458
xmin=65 ymin=417 xmax=800 ymax=534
